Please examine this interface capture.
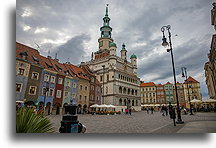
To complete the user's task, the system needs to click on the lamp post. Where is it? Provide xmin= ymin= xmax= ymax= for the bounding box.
xmin=43 ymin=87 xmax=49 ymax=116
xmin=102 ymin=65 xmax=105 ymax=104
xmin=181 ymin=67 xmax=194 ymax=115
xmin=161 ymin=25 xmax=184 ymax=124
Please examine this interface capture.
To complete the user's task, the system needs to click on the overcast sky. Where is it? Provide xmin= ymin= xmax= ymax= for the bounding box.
xmin=16 ymin=0 xmax=215 ymax=99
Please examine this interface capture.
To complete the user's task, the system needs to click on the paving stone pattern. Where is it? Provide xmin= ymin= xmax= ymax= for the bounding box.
xmin=48 ymin=111 xmax=216 ymax=133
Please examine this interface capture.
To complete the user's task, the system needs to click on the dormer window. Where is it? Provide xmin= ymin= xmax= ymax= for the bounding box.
xmin=20 ymin=52 xmax=28 ymax=60
xmin=32 ymin=56 xmax=39 ymax=64
xmin=55 ymin=64 xmax=62 ymax=71
xmin=45 ymin=62 xmax=53 ymax=69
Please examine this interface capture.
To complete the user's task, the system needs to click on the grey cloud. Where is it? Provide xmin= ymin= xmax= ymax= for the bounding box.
xmin=16 ymin=0 xmax=213 ymax=98
xmin=53 ymin=34 xmax=90 ymax=65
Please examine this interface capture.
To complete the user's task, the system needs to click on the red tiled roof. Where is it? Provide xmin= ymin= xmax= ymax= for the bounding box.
xmin=48 ymin=58 xmax=68 ymax=75
xmin=156 ymin=84 xmax=163 ymax=87
xmin=184 ymin=76 xmax=199 ymax=83
xmin=140 ymin=82 xmax=155 ymax=87
xmin=67 ymin=64 xmax=90 ymax=80
xmin=165 ymin=82 xmax=171 ymax=85
xmin=16 ymin=42 xmax=42 ymax=66
xmin=38 ymin=55 xmax=57 ymax=72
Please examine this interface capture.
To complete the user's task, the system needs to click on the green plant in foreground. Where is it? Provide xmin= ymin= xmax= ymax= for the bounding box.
xmin=16 ymin=108 xmax=55 ymax=133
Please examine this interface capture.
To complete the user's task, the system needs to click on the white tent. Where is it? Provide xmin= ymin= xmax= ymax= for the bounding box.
xmin=203 ymin=99 xmax=216 ymax=103
xmin=90 ymin=104 xmax=100 ymax=108
xmin=107 ymin=104 xmax=116 ymax=108
xmin=190 ymin=99 xmax=202 ymax=103
xmin=16 ymin=100 xmax=24 ymax=103
xmin=98 ymin=104 xmax=109 ymax=108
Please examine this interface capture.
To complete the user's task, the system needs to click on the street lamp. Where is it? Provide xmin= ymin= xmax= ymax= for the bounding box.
xmin=43 ymin=87 xmax=49 ymax=116
xmin=181 ymin=67 xmax=194 ymax=115
xmin=102 ymin=65 xmax=105 ymax=104
xmin=161 ymin=25 xmax=184 ymax=124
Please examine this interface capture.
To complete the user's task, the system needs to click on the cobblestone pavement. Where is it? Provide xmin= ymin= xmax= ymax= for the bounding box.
xmin=48 ymin=111 xmax=216 ymax=133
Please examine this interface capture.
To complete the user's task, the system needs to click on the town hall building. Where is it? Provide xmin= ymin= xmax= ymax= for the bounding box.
xmin=83 ymin=5 xmax=141 ymax=111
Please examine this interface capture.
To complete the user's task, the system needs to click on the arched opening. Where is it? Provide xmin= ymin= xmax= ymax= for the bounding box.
xmin=83 ymin=104 xmax=87 ymax=114
xmin=123 ymin=88 xmax=126 ymax=94
xmin=124 ymin=99 xmax=127 ymax=106
xmin=128 ymin=99 xmax=131 ymax=105
xmin=135 ymin=90 xmax=137 ymax=96
xmin=52 ymin=103 xmax=61 ymax=115
xmin=136 ymin=100 xmax=138 ymax=106
xmin=128 ymin=89 xmax=130 ymax=95
xmin=119 ymin=86 xmax=122 ymax=94
xmin=45 ymin=102 xmax=51 ymax=115
xmin=132 ymin=100 xmax=134 ymax=106
xmin=77 ymin=104 xmax=82 ymax=114
xmin=119 ymin=98 xmax=122 ymax=106
xmin=132 ymin=89 xmax=134 ymax=95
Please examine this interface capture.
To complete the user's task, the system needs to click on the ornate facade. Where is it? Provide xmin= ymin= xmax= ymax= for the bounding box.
xmin=204 ymin=2 xmax=216 ymax=100
xmin=84 ymin=5 xmax=141 ymax=111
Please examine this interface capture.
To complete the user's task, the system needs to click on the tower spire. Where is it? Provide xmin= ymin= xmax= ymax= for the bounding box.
xmin=105 ymin=4 xmax=109 ymax=16
xmin=100 ymin=4 xmax=112 ymax=38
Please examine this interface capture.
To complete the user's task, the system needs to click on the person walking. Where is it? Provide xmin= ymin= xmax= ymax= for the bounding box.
xmin=146 ymin=107 xmax=149 ymax=114
xmin=161 ymin=105 xmax=165 ymax=116
xmin=151 ymin=107 xmax=154 ymax=114
xmin=125 ymin=108 xmax=128 ymax=114
xmin=129 ymin=108 xmax=132 ymax=115
xmin=165 ymin=106 xmax=168 ymax=116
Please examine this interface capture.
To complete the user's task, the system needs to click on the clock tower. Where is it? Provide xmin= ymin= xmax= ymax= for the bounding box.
xmin=98 ymin=4 xmax=114 ymax=51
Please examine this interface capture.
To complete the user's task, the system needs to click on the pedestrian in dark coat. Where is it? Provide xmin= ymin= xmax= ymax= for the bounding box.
xmin=151 ymin=107 xmax=154 ymax=114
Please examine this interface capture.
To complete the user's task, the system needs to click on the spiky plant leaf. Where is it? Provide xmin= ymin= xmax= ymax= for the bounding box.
xmin=16 ymin=108 xmax=55 ymax=133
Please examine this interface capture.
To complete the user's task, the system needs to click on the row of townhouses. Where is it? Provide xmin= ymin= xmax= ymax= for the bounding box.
xmin=16 ymin=42 xmax=102 ymax=115
xmin=140 ymin=77 xmax=202 ymax=109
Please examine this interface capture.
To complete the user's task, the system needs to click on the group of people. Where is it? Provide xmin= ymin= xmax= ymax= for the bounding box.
xmin=125 ymin=108 xmax=132 ymax=115
xmin=146 ymin=107 xmax=155 ymax=114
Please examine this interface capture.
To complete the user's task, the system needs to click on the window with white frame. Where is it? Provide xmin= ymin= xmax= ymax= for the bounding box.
xmin=42 ymin=87 xmax=48 ymax=96
xmin=49 ymin=88 xmax=54 ymax=96
xmin=64 ymin=91 xmax=68 ymax=97
xmin=16 ymin=83 xmax=22 ymax=92
xmin=18 ymin=68 xmax=25 ymax=75
xmin=80 ymin=85 xmax=83 ymax=90
xmin=44 ymin=74 xmax=50 ymax=82
xmin=85 ymin=86 xmax=88 ymax=91
xmin=73 ymin=83 xmax=77 ymax=88
xmin=56 ymin=90 xmax=62 ymax=98
xmin=31 ymin=72 xmax=39 ymax=80
xmin=29 ymin=86 xmax=37 ymax=95
xmin=66 ymin=81 xmax=70 ymax=86
xmin=58 ymin=78 xmax=63 ymax=84
xmin=50 ymin=76 xmax=56 ymax=83
xmin=72 ymin=93 xmax=76 ymax=98
xmin=79 ymin=95 xmax=82 ymax=101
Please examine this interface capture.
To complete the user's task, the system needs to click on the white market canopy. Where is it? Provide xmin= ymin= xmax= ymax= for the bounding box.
xmin=90 ymin=104 xmax=116 ymax=108
xmin=203 ymin=99 xmax=216 ymax=103
xmin=142 ymin=104 xmax=155 ymax=107
xmin=90 ymin=104 xmax=100 ymax=108
xmin=190 ymin=99 xmax=202 ymax=103
xmin=16 ymin=100 xmax=24 ymax=103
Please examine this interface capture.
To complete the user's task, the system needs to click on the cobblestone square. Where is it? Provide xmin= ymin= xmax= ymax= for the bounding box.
xmin=48 ymin=111 xmax=216 ymax=133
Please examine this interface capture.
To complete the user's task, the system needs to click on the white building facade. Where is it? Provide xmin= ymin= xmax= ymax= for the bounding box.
xmin=84 ymin=5 xmax=141 ymax=111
